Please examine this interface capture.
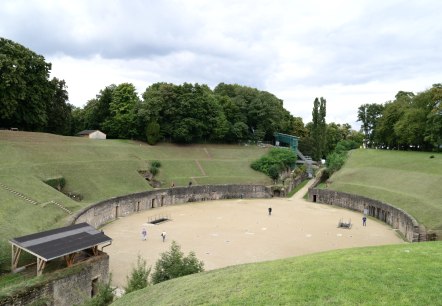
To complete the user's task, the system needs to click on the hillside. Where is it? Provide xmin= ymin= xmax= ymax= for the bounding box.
xmin=328 ymin=149 xmax=442 ymax=236
xmin=112 ymin=242 xmax=442 ymax=305
xmin=0 ymin=131 xmax=271 ymax=267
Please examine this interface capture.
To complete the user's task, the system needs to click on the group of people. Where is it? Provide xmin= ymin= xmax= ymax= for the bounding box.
xmin=141 ymin=228 xmax=167 ymax=242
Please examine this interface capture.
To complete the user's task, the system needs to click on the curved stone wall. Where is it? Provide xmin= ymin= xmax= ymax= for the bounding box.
xmin=308 ymin=187 xmax=420 ymax=242
xmin=71 ymin=185 xmax=272 ymax=228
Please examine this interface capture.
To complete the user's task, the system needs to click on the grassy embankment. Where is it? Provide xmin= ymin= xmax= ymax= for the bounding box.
xmin=0 ymin=131 xmax=271 ymax=269
xmin=328 ymin=149 xmax=442 ymax=236
xmin=113 ymin=242 xmax=442 ymax=306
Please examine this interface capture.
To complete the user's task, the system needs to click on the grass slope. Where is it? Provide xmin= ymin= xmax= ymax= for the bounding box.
xmin=113 ymin=242 xmax=442 ymax=306
xmin=0 ymin=131 xmax=270 ymax=268
xmin=328 ymin=149 xmax=442 ymax=235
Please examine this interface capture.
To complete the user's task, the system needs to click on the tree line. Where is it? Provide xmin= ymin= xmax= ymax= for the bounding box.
xmin=0 ymin=37 xmax=73 ymax=134
xmin=358 ymin=85 xmax=442 ymax=151
xmin=75 ymin=82 xmax=296 ymax=144
xmin=1 ymin=37 xmax=365 ymax=160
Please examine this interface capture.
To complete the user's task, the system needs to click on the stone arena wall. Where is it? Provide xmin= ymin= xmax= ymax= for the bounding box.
xmin=308 ymin=187 xmax=420 ymax=242
xmin=0 ymin=253 xmax=109 ymax=306
xmin=71 ymin=185 xmax=272 ymax=228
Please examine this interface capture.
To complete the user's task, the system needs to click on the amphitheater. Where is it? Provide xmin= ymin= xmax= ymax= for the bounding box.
xmin=101 ymin=181 xmax=404 ymax=288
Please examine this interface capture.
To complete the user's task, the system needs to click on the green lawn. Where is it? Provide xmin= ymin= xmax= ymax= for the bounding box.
xmin=112 ymin=242 xmax=442 ymax=306
xmin=329 ymin=149 xmax=442 ymax=234
xmin=0 ymin=131 xmax=271 ymax=269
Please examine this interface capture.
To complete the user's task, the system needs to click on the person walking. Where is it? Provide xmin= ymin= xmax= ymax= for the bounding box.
xmin=161 ymin=231 xmax=167 ymax=242
xmin=141 ymin=228 xmax=147 ymax=240
xmin=362 ymin=216 xmax=367 ymax=226
xmin=268 ymin=207 xmax=272 ymax=216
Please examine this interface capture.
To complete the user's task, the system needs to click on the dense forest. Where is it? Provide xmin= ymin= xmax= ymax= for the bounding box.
xmin=358 ymin=86 xmax=442 ymax=151
xmin=1 ymin=37 xmax=440 ymax=157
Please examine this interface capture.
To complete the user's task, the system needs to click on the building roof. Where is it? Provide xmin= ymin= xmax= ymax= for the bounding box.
xmin=77 ymin=130 xmax=105 ymax=135
xmin=10 ymin=223 xmax=112 ymax=261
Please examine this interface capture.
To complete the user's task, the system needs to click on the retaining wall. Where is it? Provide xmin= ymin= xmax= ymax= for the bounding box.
xmin=71 ymin=185 xmax=272 ymax=228
xmin=308 ymin=188 xmax=420 ymax=242
xmin=0 ymin=253 xmax=109 ymax=306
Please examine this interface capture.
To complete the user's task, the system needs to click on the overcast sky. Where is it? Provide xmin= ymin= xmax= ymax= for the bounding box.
xmin=1 ymin=0 xmax=441 ymax=129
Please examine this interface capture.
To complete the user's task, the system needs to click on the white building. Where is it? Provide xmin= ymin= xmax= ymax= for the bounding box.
xmin=77 ymin=130 xmax=106 ymax=140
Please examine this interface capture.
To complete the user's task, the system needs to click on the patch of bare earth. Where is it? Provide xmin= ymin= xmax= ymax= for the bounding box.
xmin=103 ymin=183 xmax=404 ymax=288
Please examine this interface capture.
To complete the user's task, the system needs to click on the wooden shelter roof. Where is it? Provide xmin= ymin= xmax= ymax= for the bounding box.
xmin=10 ymin=223 xmax=111 ymax=261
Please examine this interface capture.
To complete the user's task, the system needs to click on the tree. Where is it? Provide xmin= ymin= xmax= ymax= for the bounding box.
xmin=151 ymin=241 xmax=204 ymax=284
xmin=375 ymin=94 xmax=409 ymax=149
xmin=325 ymin=123 xmax=343 ymax=156
xmin=357 ymin=103 xmax=384 ymax=148
xmin=102 ymin=83 xmax=140 ymax=139
xmin=425 ymin=84 xmax=442 ymax=151
xmin=125 ymin=256 xmax=151 ymax=294
xmin=46 ymin=78 xmax=73 ymax=135
xmin=291 ymin=117 xmax=308 ymax=138
xmin=146 ymin=121 xmax=161 ymax=145
xmin=394 ymin=107 xmax=427 ymax=147
xmin=0 ymin=37 xmax=56 ymax=130
xmin=310 ymin=97 xmax=327 ymax=160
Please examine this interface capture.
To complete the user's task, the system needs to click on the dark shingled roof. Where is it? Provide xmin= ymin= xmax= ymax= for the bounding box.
xmin=10 ymin=223 xmax=112 ymax=261
xmin=77 ymin=130 xmax=100 ymax=135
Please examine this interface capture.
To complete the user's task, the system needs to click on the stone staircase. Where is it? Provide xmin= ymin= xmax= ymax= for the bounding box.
xmin=0 ymin=182 xmax=39 ymax=205
xmin=49 ymin=200 xmax=73 ymax=215
xmin=0 ymin=182 xmax=72 ymax=214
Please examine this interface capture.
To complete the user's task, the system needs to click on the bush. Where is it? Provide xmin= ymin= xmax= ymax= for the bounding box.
xmin=43 ymin=176 xmax=65 ymax=191
xmin=125 ymin=256 xmax=151 ymax=294
xmin=334 ymin=140 xmax=359 ymax=154
xmin=82 ymin=276 xmax=115 ymax=306
xmin=325 ymin=151 xmax=347 ymax=175
xmin=151 ymin=160 xmax=162 ymax=168
xmin=268 ymin=165 xmax=280 ymax=181
xmin=324 ymin=140 xmax=359 ymax=176
xmin=149 ymin=165 xmax=159 ymax=176
xmin=251 ymin=148 xmax=296 ymax=179
xmin=151 ymin=241 xmax=204 ymax=284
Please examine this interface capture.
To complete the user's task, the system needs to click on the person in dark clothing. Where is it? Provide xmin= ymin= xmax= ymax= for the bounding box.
xmin=362 ymin=216 xmax=367 ymax=226
xmin=268 ymin=207 xmax=272 ymax=216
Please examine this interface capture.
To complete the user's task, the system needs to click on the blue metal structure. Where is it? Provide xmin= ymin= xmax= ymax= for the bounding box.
xmin=274 ymin=132 xmax=313 ymax=177
xmin=273 ymin=132 xmax=299 ymax=153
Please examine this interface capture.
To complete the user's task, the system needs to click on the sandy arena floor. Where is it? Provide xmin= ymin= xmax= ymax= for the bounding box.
xmin=103 ymin=182 xmax=405 ymax=288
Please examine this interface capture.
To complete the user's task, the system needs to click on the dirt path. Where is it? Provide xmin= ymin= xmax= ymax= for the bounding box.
xmin=103 ymin=183 xmax=405 ymax=288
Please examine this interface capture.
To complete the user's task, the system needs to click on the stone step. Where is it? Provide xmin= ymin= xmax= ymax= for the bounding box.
xmin=0 ymin=182 xmax=39 ymax=205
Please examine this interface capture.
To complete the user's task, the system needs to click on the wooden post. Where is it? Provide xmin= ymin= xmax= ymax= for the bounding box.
xmin=11 ymin=245 xmax=21 ymax=272
xmin=64 ymin=253 xmax=77 ymax=267
xmin=37 ymin=258 xmax=46 ymax=276
xmin=92 ymin=246 xmax=99 ymax=256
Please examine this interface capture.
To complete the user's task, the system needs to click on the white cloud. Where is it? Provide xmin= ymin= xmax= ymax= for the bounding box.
xmin=2 ymin=0 xmax=442 ymax=129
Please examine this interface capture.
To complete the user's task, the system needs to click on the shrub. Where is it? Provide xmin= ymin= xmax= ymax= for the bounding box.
xmin=325 ymin=151 xmax=347 ymax=175
xmin=43 ymin=176 xmax=65 ymax=191
xmin=149 ymin=166 xmax=159 ymax=176
xmin=151 ymin=160 xmax=162 ymax=168
xmin=125 ymin=256 xmax=151 ymax=294
xmin=83 ymin=276 xmax=115 ymax=306
xmin=151 ymin=241 xmax=204 ymax=284
xmin=334 ymin=140 xmax=359 ymax=154
xmin=251 ymin=148 xmax=296 ymax=179
xmin=268 ymin=165 xmax=280 ymax=181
